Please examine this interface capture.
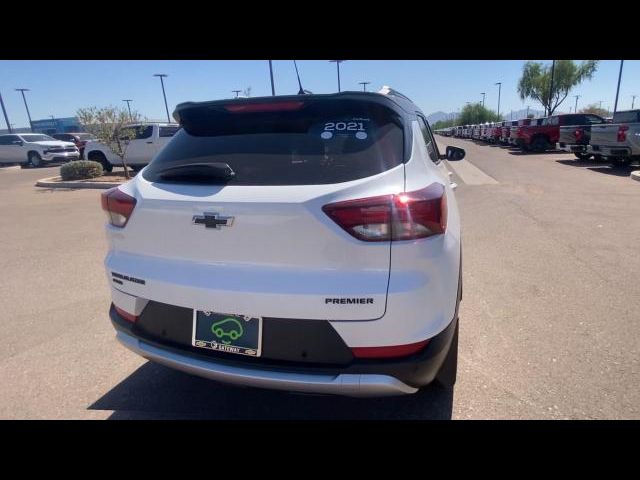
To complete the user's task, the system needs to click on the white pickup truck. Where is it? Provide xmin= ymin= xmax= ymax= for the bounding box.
xmin=84 ymin=123 xmax=180 ymax=172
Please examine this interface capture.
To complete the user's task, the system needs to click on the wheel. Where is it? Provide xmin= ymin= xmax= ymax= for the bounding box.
xmin=574 ymin=152 xmax=591 ymax=161
xmin=28 ymin=152 xmax=42 ymax=168
xmin=530 ymin=136 xmax=549 ymax=152
xmin=89 ymin=152 xmax=113 ymax=173
xmin=593 ymin=155 xmax=603 ymax=162
xmin=435 ymin=320 xmax=458 ymax=389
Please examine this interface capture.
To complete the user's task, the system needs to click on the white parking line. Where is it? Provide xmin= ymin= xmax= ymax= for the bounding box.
xmin=445 ymin=159 xmax=498 ymax=185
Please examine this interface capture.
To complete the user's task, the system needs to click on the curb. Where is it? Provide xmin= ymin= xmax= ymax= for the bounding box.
xmin=35 ymin=176 xmax=124 ymax=189
xmin=631 ymin=171 xmax=640 ymax=182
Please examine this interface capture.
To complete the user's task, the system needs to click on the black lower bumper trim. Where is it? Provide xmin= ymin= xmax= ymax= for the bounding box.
xmin=110 ymin=303 xmax=459 ymax=389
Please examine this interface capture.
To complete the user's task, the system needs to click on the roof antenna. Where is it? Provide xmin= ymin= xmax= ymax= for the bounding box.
xmin=293 ymin=60 xmax=306 ymax=95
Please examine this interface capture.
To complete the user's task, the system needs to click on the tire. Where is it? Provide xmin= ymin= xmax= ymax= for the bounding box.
xmin=88 ymin=151 xmax=113 ymax=173
xmin=435 ymin=320 xmax=458 ymax=389
xmin=574 ymin=152 xmax=591 ymax=161
xmin=28 ymin=151 xmax=42 ymax=168
xmin=593 ymin=155 xmax=603 ymax=162
xmin=530 ymin=136 xmax=549 ymax=153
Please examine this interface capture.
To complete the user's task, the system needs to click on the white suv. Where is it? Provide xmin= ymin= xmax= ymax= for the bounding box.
xmin=102 ymin=89 xmax=465 ymax=397
xmin=0 ymin=133 xmax=79 ymax=167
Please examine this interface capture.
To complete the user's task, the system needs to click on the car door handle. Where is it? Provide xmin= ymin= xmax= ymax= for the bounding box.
xmin=450 ymin=182 xmax=458 ymax=190
xmin=146 ymin=141 xmax=153 ymax=144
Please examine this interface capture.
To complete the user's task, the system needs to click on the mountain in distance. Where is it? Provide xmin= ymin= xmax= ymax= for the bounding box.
xmin=426 ymin=111 xmax=452 ymax=124
xmin=427 ymin=108 xmax=547 ymax=124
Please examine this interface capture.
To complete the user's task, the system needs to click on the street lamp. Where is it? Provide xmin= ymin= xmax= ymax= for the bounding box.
xmin=153 ymin=74 xmax=171 ymax=123
xmin=573 ymin=95 xmax=580 ymax=113
xmin=613 ymin=60 xmax=624 ymax=114
xmin=547 ymin=60 xmax=556 ymax=116
xmin=329 ymin=60 xmax=345 ymax=92
xmin=526 ymin=105 xmax=530 ymax=118
xmin=0 ymin=91 xmax=13 ymax=133
xmin=633 ymin=95 xmax=637 ymax=109
xmin=122 ymin=99 xmax=133 ymax=121
xmin=15 ymin=88 xmax=33 ymax=131
xmin=359 ymin=81 xmax=371 ymax=92
xmin=50 ymin=115 xmax=56 ymax=133
xmin=232 ymin=90 xmax=241 ymax=98
xmin=495 ymin=82 xmax=502 ymax=118
xmin=480 ymin=92 xmax=486 ymax=107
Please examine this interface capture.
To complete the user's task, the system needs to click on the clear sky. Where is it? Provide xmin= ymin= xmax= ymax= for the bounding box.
xmin=0 ymin=60 xmax=638 ymax=128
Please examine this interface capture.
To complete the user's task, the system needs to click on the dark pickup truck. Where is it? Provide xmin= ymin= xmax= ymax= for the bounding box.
xmin=516 ymin=113 xmax=594 ymax=152
xmin=588 ymin=110 xmax=640 ymax=166
xmin=556 ymin=114 xmax=608 ymax=160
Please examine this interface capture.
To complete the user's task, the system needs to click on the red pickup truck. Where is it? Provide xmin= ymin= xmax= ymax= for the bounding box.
xmin=515 ymin=113 xmax=590 ymax=152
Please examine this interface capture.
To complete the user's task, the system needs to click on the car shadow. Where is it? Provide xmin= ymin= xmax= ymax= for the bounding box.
xmin=555 ymin=159 xmax=634 ymax=177
xmin=89 ymin=361 xmax=454 ymax=420
xmin=508 ymin=149 xmax=568 ymax=156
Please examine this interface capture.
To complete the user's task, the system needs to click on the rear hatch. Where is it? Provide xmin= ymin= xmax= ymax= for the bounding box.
xmin=107 ymin=95 xmax=408 ymax=320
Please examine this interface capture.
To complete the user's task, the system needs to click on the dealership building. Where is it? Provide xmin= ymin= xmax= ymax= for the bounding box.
xmin=30 ymin=117 xmax=83 ymax=134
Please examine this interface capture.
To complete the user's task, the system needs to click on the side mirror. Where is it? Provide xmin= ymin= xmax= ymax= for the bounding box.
xmin=440 ymin=146 xmax=465 ymax=161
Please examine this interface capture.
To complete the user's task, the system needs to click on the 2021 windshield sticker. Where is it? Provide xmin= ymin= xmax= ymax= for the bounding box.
xmin=318 ymin=118 xmax=371 ymax=140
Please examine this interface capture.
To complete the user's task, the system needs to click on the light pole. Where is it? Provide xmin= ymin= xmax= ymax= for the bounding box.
xmin=50 ymin=115 xmax=56 ymax=133
xmin=599 ymin=100 xmax=603 ymax=110
xmin=268 ymin=60 xmax=276 ymax=96
xmin=481 ymin=92 xmax=486 ymax=107
xmin=329 ymin=60 xmax=345 ymax=92
xmin=153 ymin=74 xmax=171 ymax=123
xmin=495 ymin=82 xmax=502 ymax=118
xmin=359 ymin=81 xmax=371 ymax=92
xmin=15 ymin=88 xmax=33 ymax=131
xmin=232 ymin=90 xmax=241 ymax=98
xmin=0 ymin=91 xmax=12 ymax=133
xmin=547 ymin=60 xmax=556 ymax=116
xmin=122 ymin=99 xmax=133 ymax=121
xmin=526 ymin=105 xmax=530 ymax=118
xmin=573 ymin=95 xmax=580 ymax=113
xmin=633 ymin=95 xmax=637 ymax=109
xmin=613 ymin=60 xmax=624 ymax=114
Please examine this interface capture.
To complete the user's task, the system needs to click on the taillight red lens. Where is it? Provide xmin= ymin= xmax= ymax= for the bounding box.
xmin=575 ymin=128 xmax=584 ymax=141
xmin=617 ymin=125 xmax=629 ymax=142
xmin=352 ymin=339 xmax=430 ymax=359
xmin=322 ymin=183 xmax=447 ymax=242
xmin=114 ymin=305 xmax=139 ymax=323
xmin=101 ymin=187 xmax=136 ymax=227
xmin=224 ymin=101 xmax=304 ymax=113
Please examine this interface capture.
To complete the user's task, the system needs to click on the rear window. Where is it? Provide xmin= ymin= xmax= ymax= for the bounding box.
xmin=159 ymin=126 xmax=180 ymax=137
xmin=144 ymin=100 xmax=405 ymax=186
xmin=612 ymin=110 xmax=640 ymax=123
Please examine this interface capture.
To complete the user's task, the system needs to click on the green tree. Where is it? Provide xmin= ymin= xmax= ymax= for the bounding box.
xmin=76 ymin=106 xmax=143 ymax=179
xmin=432 ymin=118 xmax=456 ymax=130
xmin=579 ymin=103 xmax=609 ymax=118
xmin=517 ymin=60 xmax=598 ymax=116
xmin=456 ymin=103 xmax=501 ymax=125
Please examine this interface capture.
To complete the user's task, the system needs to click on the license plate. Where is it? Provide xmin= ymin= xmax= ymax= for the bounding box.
xmin=192 ymin=310 xmax=262 ymax=357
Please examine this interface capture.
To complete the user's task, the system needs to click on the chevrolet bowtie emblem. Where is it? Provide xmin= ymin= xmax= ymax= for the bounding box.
xmin=192 ymin=213 xmax=234 ymax=229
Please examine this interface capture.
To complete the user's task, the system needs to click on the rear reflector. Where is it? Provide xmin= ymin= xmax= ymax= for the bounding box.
xmin=101 ymin=187 xmax=136 ymax=227
xmin=351 ymin=339 xmax=430 ymax=359
xmin=322 ymin=183 xmax=447 ymax=242
xmin=114 ymin=305 xmax=139 ymax=323
xmin=224 ymin=101 xmax=305 ymax=113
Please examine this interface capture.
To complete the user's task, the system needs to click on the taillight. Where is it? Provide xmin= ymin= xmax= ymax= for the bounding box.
xmin=575 ymin=128 xmax=584 ymax=142
xmin=322 ymin=183 xmax=447 ymax=242
xmin=352 ymin=339 xmax=430 ymax=359
xmin=114 ymin=305 xmax=139 ymax=323
xmin=101 ymin=187 xmax=136 ymax=227
xmin=617 ymin=125 xmax=629 ymax=142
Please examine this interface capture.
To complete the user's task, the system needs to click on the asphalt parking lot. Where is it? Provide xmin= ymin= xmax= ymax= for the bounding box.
xmin=1 ymin=143 xmax=639 ymax=419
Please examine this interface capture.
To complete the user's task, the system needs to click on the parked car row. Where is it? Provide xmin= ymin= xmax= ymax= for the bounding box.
xmin=435 ymin=110 xmax=640 ymax=165
xmin=0 ymin=122 xmax=180 ymax=169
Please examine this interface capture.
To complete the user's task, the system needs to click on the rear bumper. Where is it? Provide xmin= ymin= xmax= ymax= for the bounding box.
xmin=587 ymin=145 xmax=631 ymax=157
xmin=116 ymin=330 xmax=417 ymax=396
xmin=556 ymin=143 xmax=588 ymax=153
xmin=110 ymin=303 xmax=459 ymax=397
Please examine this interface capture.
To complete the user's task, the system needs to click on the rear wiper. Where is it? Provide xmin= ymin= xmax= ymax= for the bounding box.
xmin=155 ymin=162 xmax=236 ymax=182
